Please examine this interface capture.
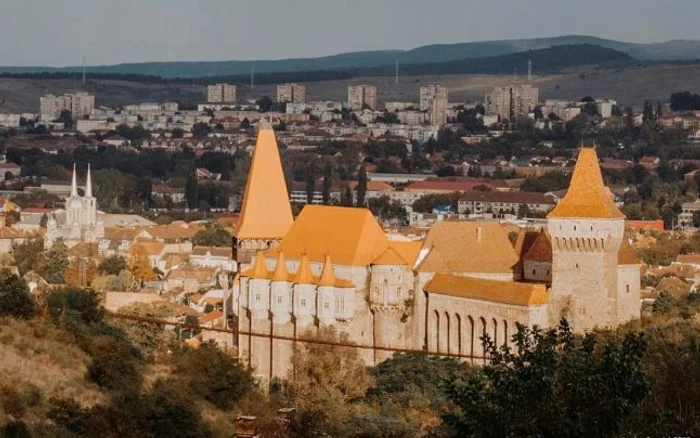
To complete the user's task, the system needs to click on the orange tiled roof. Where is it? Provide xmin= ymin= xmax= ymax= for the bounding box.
xmin=618 ymin=239 xmax=641 ymax=265
xmin=513 ymin=228 xmax=539 ymax=258
xmin=523 ymin=230 xmax=552 ymax=263
xmin=269 ymin=205 xmax=389 ymax=266
xmin=372 ymin=246 xmax=408 ymax=266
xmin=245 ymin=251 xmax=270 ymax=280
xmin=417 ymin=222 xmax=519 ymax=275
xmin=271 ymin=251 xmax=289 ymax=281
xmin=318 ymin=254 xmax=336 ymax=286
xmin=388 ymin=241 xmax=422 ymax=266
xmin=104 ymin=227 xmax=146 ymax=241
xmin=167 ymin=267 xmax=217 ymax=281
xmin=132 ymin=240 xmax=166 ymax=256
xmin=294 ymin=253 xmax=314 ymax=285
xmin=192 ymin=246 xmax=231 ymax=258
xmin=548 ymin=148 xmax=624 ymax=219
xmin=425 ymin=274 xmax=548 ymax=306
xmin=235 ymin=126 xmax=294 ymax=239
xmin=146 ymin=223 xmax=204 ymax=240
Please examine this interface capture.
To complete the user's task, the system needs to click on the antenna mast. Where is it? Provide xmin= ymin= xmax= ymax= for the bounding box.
xmin=527 ymin=58 xmax=532 ymax=82
xmin=250 ymin=65 xmax=255 ymax=89
xmin=82 ymin=57 xmax=86 ymax=86
xmin=395 ymin=58 xmax=399 ymax=85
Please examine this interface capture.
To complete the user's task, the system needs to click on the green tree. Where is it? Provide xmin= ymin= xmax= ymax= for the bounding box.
xmin=322 ymin=163 xmax=333 ymax=205
xmin=191 ymin=122 xmax=211 ymax=137
xmin=444 ymin=321 xmax=650 ymax=438
xmin=0 ymin=271 xmax=37 ymax=319
xmin=356 ymin=166 xmax=368 ymax=207
xmin=192 ymin=224 xmax=232 ymax=247
xmin=256 ymin=96 xmax=274 ymax=113
xmin=642 ymin=100 xmax=655 ymax=124
xmin=98 ymin=255 xmax=127 ymax=276
xmin=11 ymin=238 xmax=44 ymax=276
xmin=185 ymin=167 xmax=198 ymax=210
xmin=37 ymin=240 xmax=69 ymax=284
xmin=341 ymin=186 xmax=353 ymax=207
xmin=56 ymin=110 xmax=73 ymax=129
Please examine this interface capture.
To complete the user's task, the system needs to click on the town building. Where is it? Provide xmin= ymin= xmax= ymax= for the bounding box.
xmin=419 ymin=85 xmax=449 ymax=125
xmin=277 ymin=83 xmax=306 ymax=104
xmin=207 ymin=84 xmax=236 ymax=104
xmin=45 ymin=164 xmax=104 ymax=249
xmin=458 ymin=191 xmax=557 ymax=216
xmin=485 ymin=85 xmax=539 ymax=121
xmin=40 ymin=92 xmax=95 ymax=120
xmin=226 ymin=126 xmax=642 ymax=382
xmin=348 ymin=85 xmax=377 ymax=110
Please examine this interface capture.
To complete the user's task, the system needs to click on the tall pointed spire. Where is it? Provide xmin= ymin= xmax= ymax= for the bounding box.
xmin=294 ymin=252 xmax=314 ymax=285
xmin=235 ymin=124 xmax=293 ymax=239
xmin=70 ymin=163 xmax=78 ymax=197
xmin=548 ymin=148 xmax=624 ymax=219
xmin=85 ymin=163 xmax=93 ymax=198
xmin=318 ymin=254 xmax=336 ymax=287
xmin=271 ymin=250 xmax=289 ymax=281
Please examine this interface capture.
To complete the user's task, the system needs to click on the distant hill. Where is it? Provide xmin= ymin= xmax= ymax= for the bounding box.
xmin=0 ymin=35 xmax=698 ymax=79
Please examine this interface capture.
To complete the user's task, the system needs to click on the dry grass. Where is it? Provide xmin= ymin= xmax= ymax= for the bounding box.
xmin=0 ymin=318 xmax=105 ymax=415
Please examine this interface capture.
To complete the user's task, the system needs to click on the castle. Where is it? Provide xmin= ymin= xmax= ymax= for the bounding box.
xmin=45 ymin=164 xmax=104 ymax=249
xmin=227 ymin=125 xmax=641 ymax=381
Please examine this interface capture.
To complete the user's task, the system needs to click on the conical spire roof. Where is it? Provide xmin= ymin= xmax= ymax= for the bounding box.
xmin=548 ymin=148 xmax=624 ymax=219
xmin=70 ymin=163 xmax=78 ymax=197
xmin=294 ymin=253 xmax=314 ymax=285
xmin=318 ymin=254 xmax=336 ymax=287
xmin=235 ymin=125 xmax=294 ymax=239
xmin=86 ymin=163 xmax=93 ymax=198
xmin=249 ymin=250 xmax=269 ymax=279
xmin=271 ymin=250 xmax=290 ymax=281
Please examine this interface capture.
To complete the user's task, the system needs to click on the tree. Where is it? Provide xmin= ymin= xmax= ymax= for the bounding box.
xmin=444 ymin=321 xmax=650 ymax=438
xmin=0 ymin=271 xmax=36 ymax=319
xmin=36 ymin=240 xmax=69 ymax=284
xmin=185 ymin=167 xmax=198 ymax=210
xmin=11 ymin=239 xmax=44 ymax=276
xmin=322 ymin=163 xmax=333 ymax=205
xmin=65 ymin=258 xmax=98 ymax=288
xmin=356 ymin=166 xmax=368 ymax=207
xmin=191 ymin=122 xmax=211 ymax=138
xmin=240 ymin=118 xmax=251 ymax=129
xmin=129 ymin=244 xmax=156 ymax=283
xmin=46 ymin=288 xmax=104 ymax=326
xmin=642 ymin=100 xmax=655 ymax=124
xmin=98 ymin=255 xmax=127 ymax=276
xmin=56 ymin=110 xmax=73 ymax=129
xmin=256 ymin=96 xmax=274 ymax=113
xmin=192 ymin=224 xmax=232 ymax=247
xmin=305 ymin=164 xmax=316 ymax=205
xmin=341 ymin=186 xmax=353 ymax=207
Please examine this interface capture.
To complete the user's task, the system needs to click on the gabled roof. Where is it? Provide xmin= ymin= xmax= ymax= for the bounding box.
xmin=548 ymin=148 xmax=625 ymax=219
xmin=425 ymin=274 xmax=548 ymax=306
xmin=192 ymin=246 xmax=231 ymax=258
xmin=417 ymin=222 xmax=519 ymax=275
xmin=523 ymin=230 xmax=553 ymax=263
xmin=372 ymin=246 xmax=408 ymax=266
xmin=272 ymin=205 xmax=389 ymax=266
xmin=235 ymin=126 xmax=294 ymax=239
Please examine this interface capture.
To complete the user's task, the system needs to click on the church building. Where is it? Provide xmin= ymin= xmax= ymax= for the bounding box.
xmin=45 ymin=164 xmax=104 ymax=249
xmin=227 ymin=126 xmax=641 ymax=381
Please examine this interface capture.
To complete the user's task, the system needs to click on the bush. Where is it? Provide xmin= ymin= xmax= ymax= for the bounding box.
xmin=98 ymin=255 xmax=127 ymax=276
xmin=0 ymin=271 xmax=37 ymax=319
xmin=46 ymin=288 xmax=104 ymax=326
xmin=171 ymin=341 xmax=253 ymax=410
xmin=86 ymin=336 xmax=142 ymax=391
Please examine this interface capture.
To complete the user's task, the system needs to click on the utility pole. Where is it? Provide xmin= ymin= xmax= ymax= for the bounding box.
xmin=82 ymin=57 xmax=86 ymax=86
xmin=395 ymin=58 xmax=399 ymax=85
xmin=527 ymin=58 xmax=532 ymax=82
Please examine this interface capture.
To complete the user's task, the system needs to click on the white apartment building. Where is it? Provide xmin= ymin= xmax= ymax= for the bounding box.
xmin=485 ymin=85 xmax=538 ymax=121
xmin=40 ymin=92 xmax=95 ymax=120
xmin=419 ymin=85 xmax=448 ymax=125
xmin=348 ymin=85 xmax=377 ymax=110
xmin=207 ymin=84 xmax=236 ymax=104
xmin=277 ymin=83 xmax=306 ymax=103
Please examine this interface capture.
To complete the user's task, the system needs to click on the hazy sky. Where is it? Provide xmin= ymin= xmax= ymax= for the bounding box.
xmin=3 ymin=0 xmax=700 ymax=66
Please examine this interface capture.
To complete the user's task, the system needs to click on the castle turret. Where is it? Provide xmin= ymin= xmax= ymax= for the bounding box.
xmin=546 ymin=147 xmax=625 ymax=332
xmin=270 ymin=251 xmax=292 ymax=324
xmin=246 ymin=251 xmax=271 ymax=320
xmin=293 ymin=253 xmax=317 ymax=327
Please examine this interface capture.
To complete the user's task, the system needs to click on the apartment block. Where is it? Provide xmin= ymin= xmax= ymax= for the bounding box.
xmin=419 ymin=85 xmax=448 ymax=125
xmin=207 ymin=84 xmax=236 ymax=104
xmin=485 ymin=84 xmax=539 ymax=121
xmin=277 ymin=83 xmax=306 ymax=103
xmin=40 ymin=92 xmax=95 ymax=120
xmin=348 ymin=85 xmax=377 ymax=110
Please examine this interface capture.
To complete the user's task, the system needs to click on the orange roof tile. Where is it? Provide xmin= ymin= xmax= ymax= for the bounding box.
xmin=192 ymin=246 xmax=231 ymax=258
xmin=417 ymin=222 xmax=519 ymax=275
xmin=425 ymin=274 xmax=548 ymax=306
xmin=271 ymin=205 xmax=389 ymax=266
xmin=548 ymin=148 xmax=624 ymax=219
xmin=372 ymin=246 xmax=408 ymax=265
xmin=618 ymin=239 xmax=641 ymax=265
xmin=513 ymin=228 xmax=539 ymax=258
xmin=318 ymin=254 xmax=336 ymax=286
xmin=388 ymin=240 xmax=422 ymax=266
xmin=271 ymin=251 xmax=289 ymax=281
xmin=235 ymin=125 xmax=294 ymax=239
xmin=523 ymin=230 xmax=552 ymax=263
xmin=248 ymin=251 xmax=270 ymax=280
xmin=294 ymin=253 xmax=314 ymax=285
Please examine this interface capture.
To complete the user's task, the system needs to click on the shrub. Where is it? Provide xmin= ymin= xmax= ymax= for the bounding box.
xmin=46 ymin=288 xmax=104 ymax=326
xmin=0 ymin=271 xmax=37 ymax=319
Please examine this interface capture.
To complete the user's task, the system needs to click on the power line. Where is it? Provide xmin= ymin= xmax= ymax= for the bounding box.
xmin=106 ymin=311 xmax=486 ymax=362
